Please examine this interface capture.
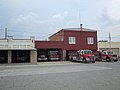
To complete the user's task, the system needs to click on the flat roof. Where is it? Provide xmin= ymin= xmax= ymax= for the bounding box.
xmin=49 ymin=28 xmax=97 ymax=38
xmin=62 ymin=28 xmax=97 ymax=32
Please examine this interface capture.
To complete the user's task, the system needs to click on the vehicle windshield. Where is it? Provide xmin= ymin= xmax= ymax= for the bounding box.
xmin=49 ymin=51 xmax=58 ymax=54
xmin=84 ymin=50 xmax=92 ymax=54
xmin=103 ymin=51 xmax=113 ymax=54
xmin=108 ymin=52 xmax=113 ymax=54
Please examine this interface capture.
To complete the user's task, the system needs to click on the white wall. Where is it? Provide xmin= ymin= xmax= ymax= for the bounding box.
xmin=0 ymin=37 xmax=35 ymax=50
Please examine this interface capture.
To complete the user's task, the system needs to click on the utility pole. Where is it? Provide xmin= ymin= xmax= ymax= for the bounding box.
xmin=79 ymin=9 xmax=83 ymax=50
xmin=5 ymin=28 xmax=7 ymax=38
xmin=79 ymin=9 xmax=82 ymax=31
xmin=109 ymin=32 xmax=111 ymax=52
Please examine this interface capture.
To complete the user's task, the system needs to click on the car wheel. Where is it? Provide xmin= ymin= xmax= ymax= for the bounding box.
xmin=106 ymin=58 xmax=111 ymax=62
xmin=70 ymin=57 xmax=74 ymax=62
xmin=92 ymin=61 xmax=95 ymax=63
xmin=82 ymin=58 xmax=87 ymax=63
xmin=114 ymin=59 xmax=118 ymax=62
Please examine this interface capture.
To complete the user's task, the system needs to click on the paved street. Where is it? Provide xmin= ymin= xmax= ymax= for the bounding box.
xmin=0 ymin=61 xmax=120 ymax=90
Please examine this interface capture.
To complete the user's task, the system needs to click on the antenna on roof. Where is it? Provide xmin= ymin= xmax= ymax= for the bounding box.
xmin=79 ymin=9 xmax=82 ymax=31
xmin=5 ymin=28 xmax=8 ymax=38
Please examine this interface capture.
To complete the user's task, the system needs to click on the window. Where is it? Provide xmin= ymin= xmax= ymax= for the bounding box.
xmin=69 ymin=37 xmax=76 ymax=44
xmin=87 ymin=37 xmax=94 ymax=44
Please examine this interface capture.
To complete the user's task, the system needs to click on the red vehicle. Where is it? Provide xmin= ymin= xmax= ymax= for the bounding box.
xmin=37 ymin=52 xmax=47 ymax=61
xmin=93 ymin=50 xmax=118 ymax=62
xmin=49 ymin=51 xmax=59 ymax=60
xmin=70 ymin=50 xmax=95 ymax=63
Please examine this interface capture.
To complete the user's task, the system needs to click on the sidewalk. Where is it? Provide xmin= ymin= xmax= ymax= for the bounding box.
xmin=0 ymin=61 xmax=79 ymax=68
xmin=38 ymin=61 xmax=75 ymax=64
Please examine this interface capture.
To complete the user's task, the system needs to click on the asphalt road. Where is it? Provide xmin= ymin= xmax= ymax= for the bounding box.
xmin=0 ymin=61 xmax=120 ymax=90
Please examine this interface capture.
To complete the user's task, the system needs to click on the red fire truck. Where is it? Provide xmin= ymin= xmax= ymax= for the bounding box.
xmin=49 ymin=51 xmax=60 ymax=60
xmin=70 ymin=50 xmax=95 ymax=63
xmin=93 ymin=50 xmax=118 ymax=62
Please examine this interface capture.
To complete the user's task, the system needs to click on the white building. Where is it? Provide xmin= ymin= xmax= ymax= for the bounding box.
xmin=98 ymin=42 xmax=120 ymax=57
xmin=0 ymin=36 xmax=37 ymax=64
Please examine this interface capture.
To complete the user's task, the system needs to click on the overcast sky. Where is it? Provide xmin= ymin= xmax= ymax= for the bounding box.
xmin=0 ymin=0 xmax=120 ymax=41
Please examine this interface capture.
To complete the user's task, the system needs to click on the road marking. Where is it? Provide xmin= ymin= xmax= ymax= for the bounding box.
xmin=0 ymin=65 xmax=112 ymax=77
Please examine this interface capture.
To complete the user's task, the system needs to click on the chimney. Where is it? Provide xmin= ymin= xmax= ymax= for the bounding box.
xmin=80 ymin=24 xmax=82 ymax=31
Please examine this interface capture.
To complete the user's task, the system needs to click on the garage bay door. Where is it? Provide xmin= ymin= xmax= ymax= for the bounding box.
xmin=0 ymin=50 xmax=8 ymax=63
xmin=12 ymin=50 xmax=30 ymax=63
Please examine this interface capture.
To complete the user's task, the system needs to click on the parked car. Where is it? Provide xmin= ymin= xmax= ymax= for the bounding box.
xmin=37 ymin=52 xmax=47 ymax=61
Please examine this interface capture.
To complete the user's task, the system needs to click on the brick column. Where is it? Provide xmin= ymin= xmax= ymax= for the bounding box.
xmin=62 ymin=50 xmax=66 ymax=61
xmin=30 ymin=50 xmax=37 ymax=64
xmin=8 ymin=50 xmax=12 ymax=63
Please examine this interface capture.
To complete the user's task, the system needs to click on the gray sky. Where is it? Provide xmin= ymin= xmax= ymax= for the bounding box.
xmin=0 ymin=0 xmax=120 ymax=41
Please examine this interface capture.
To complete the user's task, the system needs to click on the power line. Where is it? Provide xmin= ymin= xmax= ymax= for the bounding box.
xmin=5 ymin=29 xmax=53 ymax=39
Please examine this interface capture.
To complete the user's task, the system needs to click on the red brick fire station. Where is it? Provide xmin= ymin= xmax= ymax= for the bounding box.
xmin=35 ymin=28 xmax=97 ymax=62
